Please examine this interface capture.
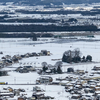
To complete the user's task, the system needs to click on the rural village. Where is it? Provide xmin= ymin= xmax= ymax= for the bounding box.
xmin=0 ymin=36 xmax=100 ymax=100
xmin=1 ymin=0 xmax=100 ymax=100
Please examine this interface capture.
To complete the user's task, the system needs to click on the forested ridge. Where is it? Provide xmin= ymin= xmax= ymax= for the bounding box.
xmin=1 ymin=0 xmax=100 ymax=5
xmin=0 ymin=24 xmax=98 ymax=32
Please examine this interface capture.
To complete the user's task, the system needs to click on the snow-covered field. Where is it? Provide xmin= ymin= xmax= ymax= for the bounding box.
xmin=0 ymin=36 xmax=100 ymax=100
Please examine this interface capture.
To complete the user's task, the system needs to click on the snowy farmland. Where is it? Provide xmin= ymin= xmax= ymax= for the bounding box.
xmin=0 ymin=36 xmax=100 ymax=100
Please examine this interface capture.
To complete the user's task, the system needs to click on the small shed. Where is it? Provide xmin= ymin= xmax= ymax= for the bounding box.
xmin=36 ymin=76 xmax=53 ymax=84
xmin=18 ymin=97 xmax=26 ymax=100
xmin=71 ymin=94 xmax=81 ymax=99
xmin=41 ymin=50 xmax=50 ymax=56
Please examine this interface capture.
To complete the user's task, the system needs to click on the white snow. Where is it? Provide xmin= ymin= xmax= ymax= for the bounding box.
xmin=0 ymin=36 xmax=100 ymax=100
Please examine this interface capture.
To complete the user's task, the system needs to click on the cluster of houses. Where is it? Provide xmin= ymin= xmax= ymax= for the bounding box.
xmin=1 ymin=63 xmax=100 ymax=100
xmin=34 ymin=66 xmax=100 ymax=99
xmin=64 ymin=76 xmax=100 ymax=100
xmin=15 ymin=66 xmax=36 ymax=73
xmin=0 ymin=86 xmax=54 ymax=100
xmin=32 ymin=86 xmax=54 ymax=99
xmin=36 ymin=76 xmax=53 ymax=84
xmin=0 ymin=87 xmax=24 ymax=100
xmin=90 ymin=66 xmax=100 ymax=75
xmin=0 ymin=50 xmax=51 ymax=67
xmin=50 ymin=67 xmax=100 ymax=100
xmin=0 ymin=50 xmax=51 ymax=75
xmin=2 ymin=48 xmax=100 ymax=99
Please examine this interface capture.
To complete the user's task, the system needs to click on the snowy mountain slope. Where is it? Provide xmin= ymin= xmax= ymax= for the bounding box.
xmin=1 ymin=0 xmax=100 ymax=5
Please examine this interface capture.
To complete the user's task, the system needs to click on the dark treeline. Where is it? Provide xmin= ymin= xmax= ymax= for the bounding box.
xmin=0 ymin=33 xmax=54 ymax=38
xmin=0 ymin=24 xmax=98 ymax=32
xmin=0 ymin=18 xmax=57 ymax=23
xmin=0 ymin=33 xmax=37 ymax=41
xmin=0 ymin=33 xmax=36 ymax=38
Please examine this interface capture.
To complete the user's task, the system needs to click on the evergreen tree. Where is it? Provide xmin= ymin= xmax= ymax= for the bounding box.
xmin=57 ymin=66 xmax=62 ymax=74
xmin=67 ymin=68 xmax=74 ymax=73
xmin=52 ymin=68 xmax=56 ymax=74
xmin=43 ymin=66 xmax=48 ymax=72
xmin=86 ymin=55 xmax=92 ymax=62
xmin=82 ymin=56 xmax=86 ymax=62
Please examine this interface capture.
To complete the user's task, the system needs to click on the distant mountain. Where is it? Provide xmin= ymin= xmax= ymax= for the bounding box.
xmin=1 ymin=0 xmax=100 ymax=5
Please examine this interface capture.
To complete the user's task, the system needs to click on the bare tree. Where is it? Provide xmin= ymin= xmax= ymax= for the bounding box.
xmin=55 ymin=61 xmax=62 ymax=68
xmin=41 ymin=62 xmax=47 ymax=67
xmin=48 ymin=64 xmax=53 ymax=69
xmin=74 ymin=48 xmax=82 ymax=57
xmin=62 ymin=48 xmax=82 ymax=63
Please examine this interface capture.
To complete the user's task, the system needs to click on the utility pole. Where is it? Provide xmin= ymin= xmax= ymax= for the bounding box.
xmin=14 ymin=77 xmax=16 ymax=84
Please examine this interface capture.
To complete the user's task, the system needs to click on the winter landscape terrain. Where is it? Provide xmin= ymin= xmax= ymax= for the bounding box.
xmin=0 ymin=36 xmax=100 ymax=100
xmin=1 ymin=0 xmax=100 ymax=100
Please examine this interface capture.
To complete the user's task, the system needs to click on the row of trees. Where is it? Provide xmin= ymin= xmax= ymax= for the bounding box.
xmin=0 ymin=71 xmax=7 ymax=76
xmin=62 ymin=48 xmax=92 ymax=63
xmin=0 ymin=33 xmax=37 ymax=41
xmin=38 ymin=61 xmax=62 ymax=74
xmin=42 ymin=65 xmax=62 ymax=74
xmin=0 ymin=24 xmax=97 ymax=32
xmin=2 ymin=18 xmax=57 ymax=23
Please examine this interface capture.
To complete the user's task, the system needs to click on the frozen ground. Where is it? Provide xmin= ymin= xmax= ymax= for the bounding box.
xmin=0 ymin=36 xmax=100 ymax=100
